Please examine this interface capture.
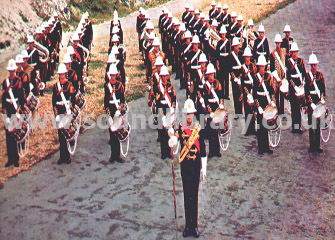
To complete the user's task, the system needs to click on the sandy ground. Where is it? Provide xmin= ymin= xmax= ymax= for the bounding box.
xmin=1 ymin=0 xmax=335 ymax=239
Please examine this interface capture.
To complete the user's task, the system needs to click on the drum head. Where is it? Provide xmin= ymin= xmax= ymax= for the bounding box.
xmin=280 ymin=80 xmax=289 ymax=94
xmin=313 ymin=103 xmax=326 ymax=119
xmin=213 ymin=108 xmax=227 ymax=124
xmin=263 ymin=106 xmax=278 ymax=122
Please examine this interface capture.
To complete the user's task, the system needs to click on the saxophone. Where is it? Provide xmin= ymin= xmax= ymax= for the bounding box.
xmin=179 ymin=122 xmax=201 ymax=164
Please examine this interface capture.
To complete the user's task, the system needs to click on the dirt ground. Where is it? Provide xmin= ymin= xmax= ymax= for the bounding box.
xmin=1 ymin=0 xmax=335 ymax=239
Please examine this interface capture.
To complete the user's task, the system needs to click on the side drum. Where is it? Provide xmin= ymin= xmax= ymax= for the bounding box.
xmin=75 ymin=91 xmax=86 ymax=110
xmin=26 ymin=93 xmax=39 ymax=114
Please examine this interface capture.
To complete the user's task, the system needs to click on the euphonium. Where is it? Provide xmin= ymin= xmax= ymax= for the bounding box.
xmin=209 ymin=28 xmax=221 ymax=50
xmin=33 ymin=41 xmax=49 ymax=63
xmin=78 ymin=43 xmax=90 ymax=63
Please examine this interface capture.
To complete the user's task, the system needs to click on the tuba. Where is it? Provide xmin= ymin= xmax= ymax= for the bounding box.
xmin=209 ymin=28 xmax=221 ymax=50
xmin=33 ymin=41 xmax=50 ymax=63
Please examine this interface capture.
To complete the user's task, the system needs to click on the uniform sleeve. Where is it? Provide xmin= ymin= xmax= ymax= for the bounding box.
xmin=269 ymin=53 xmax=275 ymax=72
xmin=52 ymin=85 xmax=57 ymax=115
xmin=1 ymin=81 xmax=7 ymax=113
xmin=265 ymin=39 xmax=270 ymax=61
xmin=119 ymin=83 xmax=125 ymax=104
xmin=301 ymin=59 xmax=308 ymax=80
xmin=104 ymin=84 xmax=109 ymax=110
xmin=199 ymin=129 xmax=207 ymax=157
xmin=319 ymin=72 xmax=326 ymax=97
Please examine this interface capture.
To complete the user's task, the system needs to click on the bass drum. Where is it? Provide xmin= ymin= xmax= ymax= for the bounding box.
xmin=212 ymin=108 xmax=231 ymax=151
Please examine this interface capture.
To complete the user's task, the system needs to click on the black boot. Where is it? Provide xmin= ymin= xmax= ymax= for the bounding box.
xmin=183 ymin=227 xmax=191 ymax=238
xmin=192 ymin=227 xmax=200 ymax=238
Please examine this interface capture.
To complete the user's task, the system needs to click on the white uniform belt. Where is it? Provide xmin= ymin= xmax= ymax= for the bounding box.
xmin=191 ymin=65 xmax=201 ymax=69
xmin=220 ymin=53 xmax=229 ymax=56
xmin=198 ymin=84 xmax=204 ymax=88
xmin=244 ymin=80 xmax=253 ymax=84
xmin=310 ymin=90 xmax=317 ymax=95
xmin=6 ymin=98 xmax=18 ymax=103
xmin=257 ymin=91 xmax=266 ymax=96
xmin=257 ymin=52 xmax=266 ymax=55
xmin=56 ymin=100 xmax=70 ymax=106
xmin=109 ymin=100 xmax=120 ymax=104
xmin=223 ymin=24 xmax=229 ymax=27
xmin=232 ymin=66 xmax=241 ymax=69
xmin=161 ymin=100 xmax=168 ymax=104
xmin=208 ymin=98 xmax=216 ymax=103
xmin=291 ymin=74 xmax=301 ymax=78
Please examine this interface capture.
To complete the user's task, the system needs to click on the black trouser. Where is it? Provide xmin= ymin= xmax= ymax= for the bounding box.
xmin=308 ymin=107 xmax=321 ymax=150
xmin=243 ymin=96 xmax=256 ymax=134
xmin=256 ymin=115 xmax=270 ymax=152
xmin=289 ymin=95 xmax=301 ymax=130
xmin=231 ymin=80 xmax=243 ymax=115
xmin=276 ymin=89 xmax=285 ymax=115
xmin=181 ymin=156 xmax=201 ymax=229
xmin=5 ymin=129 xmax=19 ymax=166
xmin=174 ymin=49 xmax=181 ymax=79
xmin=58 ymin=130 xmax=70 ymax=161
xmin=218 ymin=62 xmax=229 ymax=98
xmin=206 ymin=118 xmax=220 ymax=155
xmin=109 ymin=129 xmax=121 ymax=161
xmin=158 ymin=128 xmax=170 ymax=157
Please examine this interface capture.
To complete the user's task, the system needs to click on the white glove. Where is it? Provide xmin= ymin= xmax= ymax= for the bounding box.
xmin=55 ymin=115 xmax=61 ymax=122
xmin=219 ymin=104 xmax=224 ymax=110
xmin=294 ymin=86 xmax=300 ymax=93
xmin=5 ymin=117 xmax=10 ymax=126
xmin=258 ymin=106 xmax=264 ymax=115
xmin=170 ymin=107 xmax=175 ymax=114
xmin=210 ymin=112 xmax=214 ymax=118
xmin=321 ymin=98 xmax=325 ymax=104
xmin=311 ymin=103 xmax=316 ymax=110
xmin=168 ymin=136 xmax=178 ymax=148
xmin=115 ymin=110 xmax=121 ymax=117
xmin=271 ymin=101 xmax=276 ymax=108
xmin=67 ymin=110 xmax=71 ymax=115
xmin=201 ymin=156 xmax=207 ymax=180
xmin=168 ymin=127 xmax=175 ymax=137
xmin=199 ymin=97 xmax=204 ymax=105
xmin=234 ymin=78 xmax=241 ymax=85
xmin=247 ymin=94 xmax=254 ymax=103
xmin=16 ymin=113 xmax=21 ymax=119
xmin=108 ymin=117 xmax=113 ymax=126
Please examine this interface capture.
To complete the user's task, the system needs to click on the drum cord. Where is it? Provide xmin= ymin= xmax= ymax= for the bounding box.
xmin=321 ymin=112 xmax=332 ymax=143
xmin=120 ymin=120 xmax=131 ymax=157
xmin=18 ymin=132 xmax=29 ymax=158
xmin=269 ymin=117 xmax=282 ymax=148
xmin=218 ymin=119 xmax=232 ymax=151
